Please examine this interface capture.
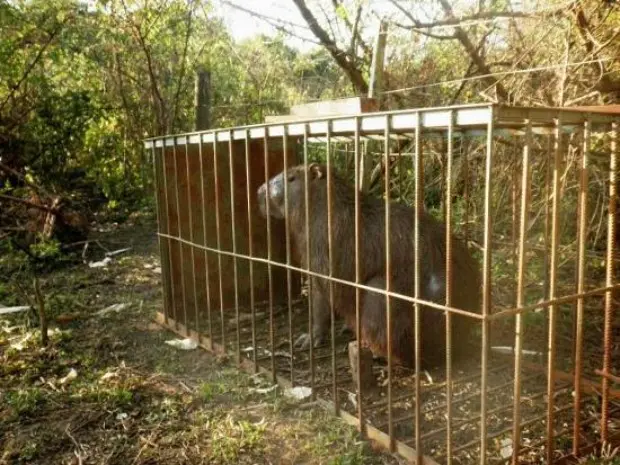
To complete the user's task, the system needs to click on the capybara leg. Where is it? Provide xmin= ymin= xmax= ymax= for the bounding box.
xmin=359 ymin=276 xmax=388 ymax=356
xmin=361 ymin=276 xmax=414 ymax=368
xmin=294 ymin=278 xmax=331 ymax=349
xmin=338 ymin=324 xmax=353 ymax=337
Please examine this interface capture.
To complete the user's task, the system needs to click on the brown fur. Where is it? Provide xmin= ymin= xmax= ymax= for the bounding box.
xmin=257 ymin=163 xmax=482 ymax=368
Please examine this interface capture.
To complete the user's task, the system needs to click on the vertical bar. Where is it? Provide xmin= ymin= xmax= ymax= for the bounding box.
xmin=480 ymin=107 xmax=495 ymax=465
xmin=601 ymin=121 xmax=617 ymax=444
xmin=441 ymin=138 xmax=447 ymax=223
xmin=198 ymin=138 xmax=213 ymax=342
xmin=326 ymin=121 xmax=339 ymax=414
xmin=571 ymin=131 xmax=583 ymax=367
xmin=413 ymin=112 xmax=422 ymax=463
xmin=463 ymin=137 xmax=470 ymax=245
xmin=282 ymin=128 xmax=295 ymax=385
xmin=244 ymin=130 xmax=257 ymax=372
xmin=263 ymin=130 xmax=276 ymax=383
xmin=151 ymin=144 xmax=172 ymax=324
xmin=511 ymin=145 xmax=519 ymax=306
xmin=398 ymin=139 xmax=404 ymax=201
xmin=160 ymin=143 xmax=177 ymax=327
xmin=543 ymin=136 xmax=552 ymax=303
xmin=542 ymin=136 xmax=552 ymax=358
xmin=384 ymin=115 xmax=394 ymax=452
xmin=445 ymin=112 xmax=454 ymax=465
xmin=228 ymin=131 xmax=241 ymax=363
xmin=572 ymin=118 xmax=590 ymax=456
xmin=511 ymin=118 xmax=532 ymax=465
xmin=173 ymin=138 xmax=189 ymax=334
xmin=185 ymin=139 xmax=200 ymax=336
xmin=303 ymin=124 xmax=316 ymax=396
xmin=353 ymin=117 xmax=364 ymax=433
xmin=212 ymin=133 xmax=226 ymax=347
xmin=546 ymin=114 xmax=563 ymax=465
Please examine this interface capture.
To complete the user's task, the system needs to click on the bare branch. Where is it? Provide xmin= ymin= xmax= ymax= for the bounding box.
xmin=387 ymin=0 xmax=568 ymax=29
xmin=330 ymin=0 xmax=371 ymax=59
xmin=221 ymin=0 xmax=310 ymax=32
xmin=436 ymin=0 xmax=508 ymax=101
xmin=350 ymin=3 xmax=365 ymax=58
xmin=318 ymin=1 xmax=339 ymax=46
xmin=292 ymin=0 xmax=368 ymax=94
xmin=450 ymin=61 xmax=476 ymax=104
xmin=221 ymin=1 xmax=320 ymax=45
xmin=387 ymin=19 xmax=457 ymax=40
xmin=120 ymin=0 xmax=167 ymax=133
xmin=570 ymin=4 xmax=620 ymax=95
xmin=0 ymin=162 xmax=54 ymax=199
xmin=170 ymin=0 xmax=197 ymax=130
xmin=0 ymin=194 xmax=61 ymax=215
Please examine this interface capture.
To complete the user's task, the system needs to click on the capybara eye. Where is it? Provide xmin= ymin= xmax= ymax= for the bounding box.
xmin=287 ymin=174 xmax=296 ymax=182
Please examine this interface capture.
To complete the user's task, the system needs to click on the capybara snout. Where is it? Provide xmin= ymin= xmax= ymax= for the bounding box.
xmin=257 ymin=163 xmax=326 ymax=219
xmin=257 ymin=180 xmax=276 ymax=218
xmin=257 ymin=173 xmax=282 ymax=219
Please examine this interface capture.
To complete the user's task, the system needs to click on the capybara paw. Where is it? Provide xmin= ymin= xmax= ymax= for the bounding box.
xmin=294 ymin=332 xmax=323 ymax=349
xmin=338 ymin=324 xmax=353 ymax=337
xmin=294 ymin=333 xmax=312 ymax=349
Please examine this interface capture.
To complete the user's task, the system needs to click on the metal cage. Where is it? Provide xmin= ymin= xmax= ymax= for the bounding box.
xmin=144 ymin=103 xmax=619 ymax=465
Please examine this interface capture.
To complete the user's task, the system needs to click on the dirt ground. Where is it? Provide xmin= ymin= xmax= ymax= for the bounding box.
xmin=0 ymin=213 xmax=405 ymax=465
xmin=1 ymin=212 xmax=618 ymax=465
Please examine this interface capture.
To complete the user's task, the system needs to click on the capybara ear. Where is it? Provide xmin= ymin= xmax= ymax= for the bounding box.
xmin=309 ymin=163 xmax=325 ymax=180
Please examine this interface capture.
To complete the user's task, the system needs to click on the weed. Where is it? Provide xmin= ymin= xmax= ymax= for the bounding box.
xmin=4 ymin=388 xmax=45 ymax=418
xmin=208 ymin=414 xmax=267 ymax=463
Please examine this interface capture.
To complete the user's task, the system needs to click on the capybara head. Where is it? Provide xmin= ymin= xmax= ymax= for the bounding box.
xmin=257 ymin=163 xmax=328 ymax=219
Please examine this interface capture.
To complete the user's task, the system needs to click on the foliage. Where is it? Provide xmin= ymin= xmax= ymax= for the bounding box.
xmin=0 ymin=0 xmax=344 ymax=234
xmin=0 ymin=225 xmax=399 ymax=464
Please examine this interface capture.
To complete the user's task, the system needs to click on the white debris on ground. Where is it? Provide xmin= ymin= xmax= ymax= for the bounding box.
xmin=88 ymin=257 xmax=112 ymax=268
xmin=105 ymin=247 xmax=132 ymax=257
xmin=491 ymin=346 xmax=542 ymax=357
xmin=59 ymin=368 xmax=78 ymax=385
xmin=284 ymin=386 xmax=312 ymax=401
xmin=0 ymin=305 xmax=31 ymax=315
xmin=96 ymin=303 xmax=130 ymax=317
xmin=499 ymin=438 xmax=513 ymax=459
xmin=164 ymin=338 xmax=198 ymax=350
xmin=249 ymin=385 xmax=278 ymax=395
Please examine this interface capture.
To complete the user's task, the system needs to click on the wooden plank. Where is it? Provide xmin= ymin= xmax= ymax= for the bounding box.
xmin=570 ymin=105 xmax=620 ymax=114
xmin=171 ymin=138 xmax=298 ymax=320
xmin=265 ymin=97 xmax=379 ymax=123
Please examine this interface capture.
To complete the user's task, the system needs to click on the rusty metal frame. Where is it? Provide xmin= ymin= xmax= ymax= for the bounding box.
xmin=146 ymin=103 xmax=620 ymax=465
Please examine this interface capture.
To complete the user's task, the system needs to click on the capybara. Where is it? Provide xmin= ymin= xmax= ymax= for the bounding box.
xmin=257 ymin=162 xmax=482 ymax=368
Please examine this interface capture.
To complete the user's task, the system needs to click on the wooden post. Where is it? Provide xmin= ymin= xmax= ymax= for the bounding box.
xmin=359 ymin=20 xmax=388 ymax=193
xmin=368 ymin=20 xmax=388 ymax=104
xmin=195 ymin=69 xmax=211 ymax=131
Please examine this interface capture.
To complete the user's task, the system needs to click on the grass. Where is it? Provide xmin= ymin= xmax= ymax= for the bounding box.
xmin=1 ymin=211 xmax=616 ymax=465
xmin=0 ymin=214 xmax=402 ymax=465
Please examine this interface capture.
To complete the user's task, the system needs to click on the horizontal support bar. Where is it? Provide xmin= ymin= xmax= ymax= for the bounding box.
xmin=144 ymin=104 xmax=620 ymax=149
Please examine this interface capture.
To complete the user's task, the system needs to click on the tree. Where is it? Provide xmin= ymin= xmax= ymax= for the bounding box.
xmin=244 ymin=0 xmax=619 ymax=107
